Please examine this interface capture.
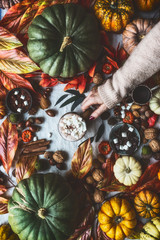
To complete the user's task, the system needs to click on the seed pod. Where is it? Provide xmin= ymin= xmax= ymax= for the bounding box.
xmin=139 ymin=105 xmax=149 ymax=113
xmin=97 ymin=154 xmax=106 ymax=163
xmin=35 ymin=117 xmax=44 ymax=124
xmin=44 ymin=151 xmax=53 ymax=160
xmin=149 ymin=139 xmax=160 ymax=152
xmin=92 ymin=169 xmax=104 ymax=182
xmin=46 ymin=109 xmax=55 ymax=117
xmin=131 ymin=104 xmax=141 ymax=110
xmin=93 ymin=73 xmax=103 ymax=85
xmin=86 ymin=176 xmax=95 ymax=185
xmin=29 ymin=125 xmax=40 ymax=132
xmin=133 ymin=111 xmax=140 ymax=118
xmin=53 ymin=151 xmax=65 ymax=163
xmin=40 ymin=96 xmax=51 ymax=109
xmin=93 ymin=189 xmax=105 ymax=203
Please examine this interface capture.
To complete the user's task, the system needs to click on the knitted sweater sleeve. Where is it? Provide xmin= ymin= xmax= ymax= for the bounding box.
xmin=98 ymin=21 xmax=160 ymax=109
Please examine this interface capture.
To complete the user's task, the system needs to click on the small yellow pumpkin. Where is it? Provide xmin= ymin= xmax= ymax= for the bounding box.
xmin=135 ymin=0 xmax=160 ymax=12
xmin=94 ymin=0 xmax=134 ymax=32
xmin=149 ymin=88 xmax=160 ymax=115
xmin=0 ymin=224 xmax=19 ymax=240
xmin=134 ymin=190 xmax=160 ymax=218
xmin=98 ymin=197 xmax=137 ymax=240
xmin=140 ymin=217 xmax=160 ymax=240
xmin=113 ymin=156 xmax=142 ymax=186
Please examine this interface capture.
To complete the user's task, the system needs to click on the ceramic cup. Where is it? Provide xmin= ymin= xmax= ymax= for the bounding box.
xmin=131 ymin=85 xmax=152 ymax=105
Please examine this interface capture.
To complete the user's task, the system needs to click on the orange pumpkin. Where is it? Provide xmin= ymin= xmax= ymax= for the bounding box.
xmin=134 ymin=190 xmax=160 ymax=218
xmin=135 ymin=0 xmax=160 ymax=11
xmin=98 ymin=197 xmax=137 ymax=240
xmin=94 ymin=0 xmax=134 ymax=32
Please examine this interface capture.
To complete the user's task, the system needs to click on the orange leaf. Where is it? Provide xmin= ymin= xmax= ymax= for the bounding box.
xmin=64 ymin=83 xmax=77 ymax=91
xmin=0 ymin=0 xmax=78 ymax=39
xmin=71 ymin=139 xmax=92 ymax=179
xmin=16 ymin=155 xmax=38 ymax=183
xmin=107 ymin=56 xmax=119 ymax=69
xmin=0 ymin=70 xmax=35 ymax=92
xmin=104 ymin=46 xmax=115 ymax=59
xmin=39 ymin=73 xmax=59 ymax=87
xmin=0 ymin=185 xmax=7 ymax=195
xmin=0 ymin=197 xmax=8 ymax=214
xmin=88 ymin=62 xmax=97 ymax=78
xmin=0 ymin=80 xmax=7 ymax=100
xmin=0 ymin=118 xmax=18 ymax=174
xmin=117 ymin=47 xmax=128 ymax=63
xmin=78 ymin=75 xmax=87 ymax=94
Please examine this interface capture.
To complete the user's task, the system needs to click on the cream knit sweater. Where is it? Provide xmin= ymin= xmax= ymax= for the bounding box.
xmin=98 ymin=21 xmax=160 ymax=109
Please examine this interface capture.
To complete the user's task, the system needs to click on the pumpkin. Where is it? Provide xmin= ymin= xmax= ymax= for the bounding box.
xmin=27 ymin=4 xmax=101 ymax=78
xmin=0 ymin=224 xmax=19 ymax=240
xmin=113 ymin=156 xmax=142 ymax=186
xmin=134 ymin=190 xmax=160 ymax=218
xmin=8 ymin=173 xmax=78 ymax=240
xmin=135 ymin=0 xmax=160 ymax=12
xmin=140 ymin=217 xmax=160 ymax=240
xmin=98 ymin=197 xmax=137 ymax=240
xmin=123 ymin=19 xmax=154 ymax=54
xmin=94 ymin=0 xmax=134 ymax=32
xmin=149 ymin=88 xmax=160 ymax=115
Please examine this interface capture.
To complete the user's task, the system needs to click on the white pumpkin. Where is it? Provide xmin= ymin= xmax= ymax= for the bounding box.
xmin=140 ymin=217 xmax=160 ymax=240
xmin=113 ymin=156 xmax=142 ymax=186
xmin=149 ymin=88 xmax=160 ymax=115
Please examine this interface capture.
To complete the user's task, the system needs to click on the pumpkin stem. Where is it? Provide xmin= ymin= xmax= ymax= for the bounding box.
xmin=115 ymin=216 xmax=123 ymax=224
xmin=138 ymin=34 xmax=145 ymax=41
xmin=126 ymin=167 xmax=131 ymax=173
xmin=38 ymin=208 xmax=47 ymax=219
xmin=60 ymin=36 xmax=72 ymax=52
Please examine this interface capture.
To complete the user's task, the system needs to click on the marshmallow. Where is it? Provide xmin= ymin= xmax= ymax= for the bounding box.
xmin=20 ymin=95 xmax=25 ymax=100
xmin=128 ymin=127 xmax=134 ymax=132
xmin=113 ymin=138 xmax=118 ymax=144
xmin=123 ymin=145 xmax=129 ymax=151
xmin=120 ymin=145 xmax=124 ymax=150
xmin=15 ymin=100 xmax=18 ymax=105
xmin=122 ymin=132 xmax=127 ymax=137
xmin=33 ymin=136 xmax=38 ymax=141
xmin=17 ymin=108 xmax=22 ymax=113
xmin=127 ymin=141 xmax=132 ymax=147
xmin=14 ymin=91 xmax=19 ymax=95
xmin=24 ymin=101 xmax=28 ymax=106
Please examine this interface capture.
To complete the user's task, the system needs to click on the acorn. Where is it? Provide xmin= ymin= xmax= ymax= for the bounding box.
xmin=40 ymin=96 xmax=51 ymax=109
xmin=46 ymin=109 xmax=55 ymax=117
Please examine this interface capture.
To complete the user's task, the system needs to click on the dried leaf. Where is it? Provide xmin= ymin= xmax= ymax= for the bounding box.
xmin=16 ymin=155 xmax=37 ymax=183
xmin=39 ymin=73 xmax=59 ymax=87
xmin=0 ymin=118 xmax=18 ymax=174
xmin=0 ymin=197 xmax=8 ymax=214
xmin=0 ymin=49 xmax=39 ymax=74
xmin=88 ymin=62 xmax=97 ymax=78
xmin=103 ymin=152 xmax=117 ymax=185
xmin=71 ymin=96 xmax=85 ymax=111
xmin=95 ymin=123 xmax=105 ymax=142
xmin=68 ymin=205 xmax=95 ymax=240
xmin=129 ymin=161 xmax=160 ymax=193
xmin=0 ymin=0 xmax=22 ymax=9
xmin=0 ymin=0 xmax=78 ymax=39
xmin=98 ymin=178 xmax=127 ymax=192
xmin=0 ymin=185 xmax=7 ymax=195
xmin=0 ymin=70 xmax=35 ymax=91
xmin=60 ymin=96 xmax=79 ymax=108
xmin=107 ymin=56 xmax=119 ymax=69
xmin=0 ymin=26 xmax=23 ymax=50
xmin=0 ymin=80 xmax=7 ymax=100
xmin=97 ymin=225 xmax=113 ymax=240
xmin=100 ymin=31 xmax=110 ymax=48
xmin=71 ymin=139 xmax=92 ymax=179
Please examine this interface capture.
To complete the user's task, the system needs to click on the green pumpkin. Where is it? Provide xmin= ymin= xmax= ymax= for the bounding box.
xmin=27 ymin=3 xmax=101 ymax=78
xmin=140 ymin=217 xmax=160 ymax=240
xmin=8 ymin=173 xmax=78 ymax=240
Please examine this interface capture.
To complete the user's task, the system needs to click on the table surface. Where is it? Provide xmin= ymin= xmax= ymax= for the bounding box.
xmin=0 ymin=6 xmax=158 ymax=240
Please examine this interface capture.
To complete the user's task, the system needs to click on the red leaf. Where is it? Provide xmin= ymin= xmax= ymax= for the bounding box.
xmin=100 ymin=31 xmax=110 ymax=47
xmin=0 ymin=118 xmax=18 ymax=174
xmin=104 ymin=47 xmax=115 ymax=59
xmin=0 ymin=70 xmax=35 ymax=92
xmin=129 ymin=161 xmax=160 ymax=193
xmin=39 ymin=73 xmax=59 ymax=87
xmin=115 ymin=42 xmax=120 ymax=59
xmin=68 ymin=205 xmax=95 ymax=240
xmin=88 ymin=62 xmax=97 ymax=78
xmin=0 ymin=80 xmax=7 ymax=100
xmin=78 ymin=75 xmax=87 ymax=94
xmin=103 ymin=152 xmax=119 ymax=185
xmin=0 ymin=185 xmax=7 ymax=195
xmin=117 ymin=47 xmax=128 ymax=63
xmin=64 ymin=83 xmax=78 ymax=91
xmin=107 ymin=56 xmax=119 ymax=69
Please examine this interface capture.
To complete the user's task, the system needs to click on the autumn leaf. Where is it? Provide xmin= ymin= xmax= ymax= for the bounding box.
xmin=0 ymin=49 xmax=40 ymax=74
xmin=16 ymin=155 xmax=38 ymax=183
xmin=0 ymin=80 xmax=7 ymax=100
xmin=0 ymin=0 xmax=78 ymax=38
xmin=0 ymin=26 xmax=23 ymax=50
xmin=98 ymin=178 xmax=127 ymax=192
xmin=39 ymin=73 xmax=59 ymax=87
xmin=88 ymin=62 xmax=97 ymax=78
xmin=129 ymin=160 xmax=160 ymax=193
xmin=0 ymin=197 xmax=9 ymax=214
xmin=68 ymin=205 xmax=95 ymax=240
xmin=0 ymin=118 xmax=18 ymax=174
xmin=0 ymin=185 xmax=7 ymax=195
xmin=71 ymin=139 xmax=92 ymax=179
xmin=0 ymin=70 xmax=35 ymax=91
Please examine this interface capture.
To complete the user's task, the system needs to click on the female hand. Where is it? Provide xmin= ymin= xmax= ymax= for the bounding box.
xmin=81 ymin=88 xmax=108 ymax=120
